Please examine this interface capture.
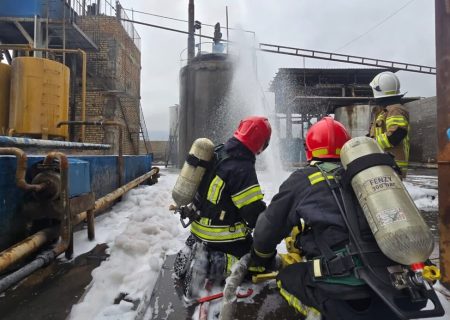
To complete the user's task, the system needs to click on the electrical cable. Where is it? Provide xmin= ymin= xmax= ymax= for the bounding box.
xmin=335 ymin=0 xmax=417 ymax=52
xmin=121 ymin=7 xmax=255 ymax=35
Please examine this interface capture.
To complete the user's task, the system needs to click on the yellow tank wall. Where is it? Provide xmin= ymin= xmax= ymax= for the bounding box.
xmin=9 ymin=57 xmax=69 ymax=139
xmin=0 ymin=63 xmax=11 ymax=135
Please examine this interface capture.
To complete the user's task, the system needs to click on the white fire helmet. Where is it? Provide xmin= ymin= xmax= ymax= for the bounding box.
xmin=370 ymin=71 xmax=404 ymax=99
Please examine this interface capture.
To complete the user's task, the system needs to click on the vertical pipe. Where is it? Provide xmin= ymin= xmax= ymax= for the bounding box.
xmin=33 ymin=15 xmax=38 ymax=57
xmin=116 ymin=1 xmax=121 ymax=20
xmin=79 ymin=50 xmax=87 ymax=142
xmin=43 ymin=152 xmax=72 ymax=259
xmin=188 ymin=0 xmax=195 ymax=61
xmin=435 ymin=0 xmax=450 ymax=289
xmin=117 ymin=124 xmax=124 ymax=187
xmin=63 ymin=0 xmax=66 ymax=64
xmin=226 ymin=6 xmax=229 ymax=52
xmin=87 ymin=209 xmax=95 ymax=240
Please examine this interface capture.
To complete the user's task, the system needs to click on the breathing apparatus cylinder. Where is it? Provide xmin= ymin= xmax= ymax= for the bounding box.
xmin=172 ymin=138 xmax=215 ymax=207
xmin=340 ymin=136 xmax=434 ymax=266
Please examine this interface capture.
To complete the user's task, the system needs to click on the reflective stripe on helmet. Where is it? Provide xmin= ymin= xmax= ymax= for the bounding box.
xmin=383 ymin=90 xmax=399 ymax=96
xmin=311 ymin=148 xmax=341 ymax=158
xmin=231 ymin=184 xmax=264 ymax=209
xmin=190 ymin=221 xmax=248 ymax=242
xmin=207 ymin=175 xmax=225 ymax=204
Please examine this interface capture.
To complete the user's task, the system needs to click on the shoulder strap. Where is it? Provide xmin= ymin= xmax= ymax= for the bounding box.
xmin=195 ymin=144 xmax=231 ymax=204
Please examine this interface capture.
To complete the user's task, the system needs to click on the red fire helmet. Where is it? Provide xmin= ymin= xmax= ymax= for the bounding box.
xmin=233 ymin=116 xmax=272 ymax=155
xmin=305 ymin=117 xmax=351 ymax=161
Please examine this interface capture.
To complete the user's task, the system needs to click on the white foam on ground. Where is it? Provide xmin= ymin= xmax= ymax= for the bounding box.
xmin=69 ymin=168 xmax=446 ymax=320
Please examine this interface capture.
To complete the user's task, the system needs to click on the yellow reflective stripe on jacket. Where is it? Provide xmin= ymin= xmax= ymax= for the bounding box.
xmin=376 ymin=113 xmax=386 ymax=122
xmin=231 ymin=184 xmax=263 ymax=209
xmin=207 ymin=175 xmax=225 ymax=204
xmin=277 ymin=280 xmax=321 ymax=318
xmin=376 ymin=133 xmax=392 ymax=149
xmin=308 ymin=172 xmax=335 ymax=185
xmin=386 ymin=116 xmax=408 ymax=128
xmin=199 ymin=217 xmax=211 ymax=225
xmin=226 ymin=254 xmax=238 ymax=274
xmin=190 ymin=221 xmax=248 ymax=242
xmin=396 ymin=160 xmax=408 ymax=168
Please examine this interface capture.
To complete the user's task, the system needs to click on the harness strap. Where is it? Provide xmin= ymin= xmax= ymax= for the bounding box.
xmin=186 ymin=153 xmax=211 ymax=169
xmin=341 ymin=153 xmax=400 ymax=186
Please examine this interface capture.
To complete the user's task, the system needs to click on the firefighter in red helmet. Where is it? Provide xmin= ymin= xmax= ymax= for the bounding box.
xmin=174 ymin=116 xmax=271 ymax=299
xmin=249 ymin=117 xmax=424 ymax=319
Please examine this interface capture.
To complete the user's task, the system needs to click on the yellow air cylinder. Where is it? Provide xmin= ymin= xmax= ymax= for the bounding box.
xmin=9 ymin=57 xmax=69 ymax=139
xmin=172 ymin=138 xmax=215 ymax=207
xmin=0 ymin=63 xmax=11 ymax=135
xmin=341 ymin=136 xmax=434 ymax=266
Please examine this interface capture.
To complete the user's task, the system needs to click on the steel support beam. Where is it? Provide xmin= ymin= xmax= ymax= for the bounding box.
xmin=435 ymin=0 xmax=450 ymax=290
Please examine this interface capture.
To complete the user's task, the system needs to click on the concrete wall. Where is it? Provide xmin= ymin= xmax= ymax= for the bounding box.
xmin=150 ymin=141 xmax=168 ymax=162
xmin=404 ymin=97 xmax=437 ymax=163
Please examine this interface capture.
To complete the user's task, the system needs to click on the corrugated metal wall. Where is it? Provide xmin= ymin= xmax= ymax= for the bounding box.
xmin=405 ymin=97 xmax=437 ymax=163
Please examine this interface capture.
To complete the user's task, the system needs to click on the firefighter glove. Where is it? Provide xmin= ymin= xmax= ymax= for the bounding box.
xmin=248 ymin=247 xmax=279 ymax=274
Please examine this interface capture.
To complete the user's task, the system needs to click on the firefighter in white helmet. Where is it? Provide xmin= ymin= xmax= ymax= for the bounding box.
xmin=369 ymin=71 xmax=410 ymax=178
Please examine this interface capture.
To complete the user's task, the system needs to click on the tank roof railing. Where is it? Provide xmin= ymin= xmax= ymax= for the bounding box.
xmin=69 ymin=0 xmax=141 ymax=50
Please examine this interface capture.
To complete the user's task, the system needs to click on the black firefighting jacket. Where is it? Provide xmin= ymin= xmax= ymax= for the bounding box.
xmin=191 ymin=137 xmax=266 ymax=257
xmin=253 ymin=162 xmax=349 ymax=260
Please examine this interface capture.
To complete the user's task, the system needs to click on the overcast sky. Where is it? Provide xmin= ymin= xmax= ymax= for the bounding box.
xmin=121 ymin=0 xmax=436 ymax=140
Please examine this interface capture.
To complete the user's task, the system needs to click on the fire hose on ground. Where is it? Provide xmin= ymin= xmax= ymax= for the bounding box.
xmin=0 ymin=166 xmax=160 ymax=293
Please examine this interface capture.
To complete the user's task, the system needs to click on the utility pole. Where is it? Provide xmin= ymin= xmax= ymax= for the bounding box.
xmin=187 ymin=0 xmax=195 ymax=62
xmin=435 ymin=0 xmax=450 ymax=289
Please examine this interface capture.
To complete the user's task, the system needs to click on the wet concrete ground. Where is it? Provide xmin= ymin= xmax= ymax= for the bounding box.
xmin=0 ymin=244 xmax=108 ymax=320
xmin=0 ymin=168 xmax=439 ymax=320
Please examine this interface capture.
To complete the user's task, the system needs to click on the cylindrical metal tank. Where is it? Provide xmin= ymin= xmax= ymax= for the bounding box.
xmin=341 ymin=137 xmax=434 ymax=265
xmin=9 ymin=57 xmax=70 ymax=139
xmin=0 ymin=63 xmax=11 ymax=135
xmin=178 ymin=54 xmax=233 ymax=167
xmin=335 ymin=104 xmax=375 ymax=138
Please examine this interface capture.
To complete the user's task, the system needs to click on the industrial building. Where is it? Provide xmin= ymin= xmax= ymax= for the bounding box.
xmin=0 ymin=0 xmax=156 ymax=276
xmin=269 ymin=67 xmax=437 ymax=165
xmin=0 ymin=0 xmax=150 ymax=155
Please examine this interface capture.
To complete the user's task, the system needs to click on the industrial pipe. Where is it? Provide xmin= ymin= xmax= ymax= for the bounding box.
xmin=0 ymin=135 xmax=111 ymax=150
xmin=0 ymin=147 xmax=47 ymax=192
xmin=0 ymin=227 xmax=58 ymax=274
xmin=0 ymin=45 xmax=88 ymax=141
xmin=57 ymin=120 xmax=125 ymax=187
xmin=43 ymin=152 xmax=72 ymax=258
xmin=0 ymin=250 xmax=56 ymax=293
xmin=73 ymin=167 xmax=160 ymax=227
xmin=0 ymin=167 xmax=159 ymax=292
